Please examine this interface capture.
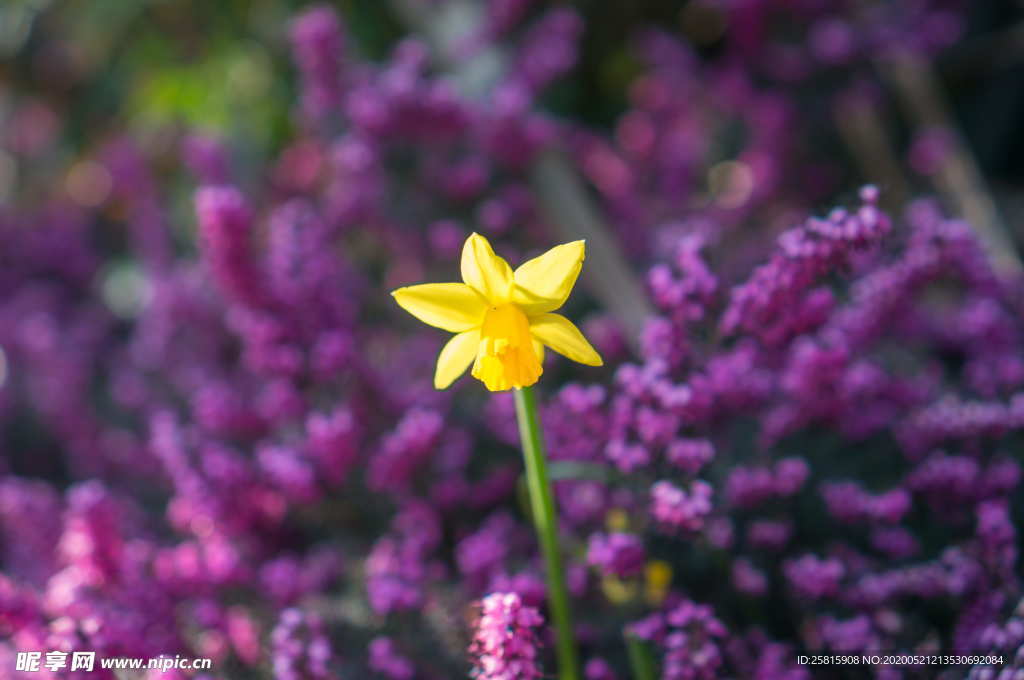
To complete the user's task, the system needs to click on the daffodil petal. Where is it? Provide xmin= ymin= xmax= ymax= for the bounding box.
xmin=461 ymin=232 xmax=513 ymax=303
xmin=391 ymin=283 xmax=487 ymax=332
xmin=530 ymin=313 xmax=603 ymax=366
xmin=512 ymin=240 xmax=585 ymax=314
xmin=533 ymin=338 xmax=545 ymax=365
xmin=435 ymin=329 xmax=480 ymax=389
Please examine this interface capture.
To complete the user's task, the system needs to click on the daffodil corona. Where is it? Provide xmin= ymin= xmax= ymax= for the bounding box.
xmin=392 ymin=233 xmax=603 ymax=391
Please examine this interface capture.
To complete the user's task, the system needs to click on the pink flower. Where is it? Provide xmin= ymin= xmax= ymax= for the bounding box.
xmin=470 ymin=593 xmax=545 ymax=680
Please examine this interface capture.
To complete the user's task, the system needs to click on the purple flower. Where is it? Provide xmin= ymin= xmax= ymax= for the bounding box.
xmin=732 ymin=559 xmax=768 ymax=597
xmin=368 ymin=408 xmax=443 ymax=495
xmin=721 ymin=189 xmax=890 ymax=344
xmin=587 ymin=532 xmax=645 ymax=578
xmin=456 ymin=513 xmax=518 ymax=587
xmin=290 ymin=5 xmax=346 ymax=121
xmin=665 ymin=438 xmax=715 ymax=474
xmin=631 ymin=599 xmax=728 ymax=680
xmin=606 ymin=440 xmax=651 ymax=472
xmin=194 ymin=186 xmax=267 ymax=308
xmin=305 ymin=408 xmax=360 ymax=485
xmin=747 ymin=519 xmax=792 ymax=551
xmin=368 ymin=637 xmax=415 ymax=680
xmin=584 ymin=657 xmax=619 ymax=680
xmin=651 ymin=480 xmax=713 ymax=534
xmin=818 ymin=615 xmax=878 ymax=654
xmin=271 ymin=609 xmax=333 ymax=680
xmin=821 ymin=482 xmax=910 ymax=525
xmin=182 ymin=134 xmax=230 ymax=185
xmin=784 ymin=555 xmax=844 ymax=600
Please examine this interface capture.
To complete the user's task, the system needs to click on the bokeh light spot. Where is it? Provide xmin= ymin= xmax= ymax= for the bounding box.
xmin=102 ymin=261 xmax=152 ymax=318
xmin=66 ymin=160 xmax=112 ymax=207
xmin=708 ymin=160 xmax=754 ymax=209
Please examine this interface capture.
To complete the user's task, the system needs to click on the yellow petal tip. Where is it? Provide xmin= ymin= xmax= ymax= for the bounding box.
xmin=390 ymin=283 xmax=488 ymax=332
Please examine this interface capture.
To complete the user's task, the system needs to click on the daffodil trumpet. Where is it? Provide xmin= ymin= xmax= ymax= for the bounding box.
xmin=393 ymin=232 xmax=603 ymax=680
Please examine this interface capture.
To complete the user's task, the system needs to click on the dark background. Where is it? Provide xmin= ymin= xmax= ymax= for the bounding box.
xmin=2 ymin=0 xmax=1023 ymax=192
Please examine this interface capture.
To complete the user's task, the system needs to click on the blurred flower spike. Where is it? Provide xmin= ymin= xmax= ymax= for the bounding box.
xmin=392 ymin=232 xmax=603 ymax=391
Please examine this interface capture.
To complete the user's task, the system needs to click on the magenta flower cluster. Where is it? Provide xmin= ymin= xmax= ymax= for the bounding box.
xmin=469 ymin=593 xmax=545 ymax=680
xmin=629 ymin=599 xmax=729 ymax=680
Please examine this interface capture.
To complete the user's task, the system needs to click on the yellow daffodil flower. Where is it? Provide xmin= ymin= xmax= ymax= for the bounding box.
xmin=392 ymin=233 xmax=604 ymax=391
xmin=644 ymin=560 xmax=673 ymax=605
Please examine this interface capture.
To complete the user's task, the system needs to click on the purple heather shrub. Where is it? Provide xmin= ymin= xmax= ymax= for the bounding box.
xmin=368 ymin=637 xmax=416 ymax=680
xmin=818 ymin=615 xmax=879 ymax=654
xmin=0 ymin=575 xmax=38 ymax=635
xmin=510 ymin=8 xmax=583 ymax=95
xmin=289 ymin=5 xmax=346 ymax=122
xmin=725 ymin=458 xmax=808 ymax=509
xmin=2 ymin=2 xmax=1022 ymax=679
xmin=368 ymin=408 xmax=444 ymax=494
xmin=977 ymin=501 xmax=1017 ymax=580
xmin=586 ymin=532 xmax=645 ymax=578
xmin=364 ymin=537 xmax=423 ymax=614
xmin=664 ymin=438 xmax=714 ymax=474
xmin=544 ymin=383 xmax=609 ymax=462
xmin=257 ymin=445 xmax=319 ymax=504
xmin=584 ymin=657 xmax=619 ymax=680
xmin=194 ymin=186 xmax=267 ymax=309
xmin=747 ymin=519 xmax=793 ymax=551
xmin=469 ymin=593 xmax=544 ymax=680
xmin=721 ymin=187 xmax=890 ymax=345
xmin=304 ymin=407 xmax=360 ymax=485
xmin=606 ymin=440 xmax=651 ymax=472
xmin=0 ymin=479 xmax=63 ymax=585
xmin=870 ymin=527 xmax=921 ymax=560
xmin=56 ymin=482 xmax=126 ymax=588
xmin=270 ymin=609 xmax=333 ymax=680
xmin=969 ymin=597 xmax=1024 ymax=679
xmin=630 ymin=599 xmax=727 ymax=680
xmin=731 ymin=558 xmax=769 ymax=597
xmin=260 ymin=549 xmax=343 ymax=608
xmin=488 ymin=571 xmax=547 ymax=609
xmin=182 ymin=134 xmax=230 ymax=185
xmin=784 ymin=554 xmax=845 ymax=601
xmin=456 ymin=512 xmax=520 ymax=590
xmin=365 ymin=502 xmax=443 ymax=615
xmin=821 ymin=482 xmax=911 ymax=525
xmin=650 ymin=480 xmax=713 ymax=534
xmin=725 ymin=633 xmax=811 ymax=680
xmin=482 ymin=0 xmax=534 ymax=41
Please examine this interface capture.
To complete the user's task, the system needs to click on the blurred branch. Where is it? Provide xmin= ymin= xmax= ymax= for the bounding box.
xmin=939 ymin=21 xmax=1024 ymax=82
xmin=878 ymin=51 xmax=1023 ymax=277
xmin=388 ymin=0 xmax=503 ymax=98
xmin=389 ymin=0 xmax=654 ymax=348
xmin=531 ymin=151 xmax=653 ymax=340
xmin=833 ymin=94 xmax=910 ymax=214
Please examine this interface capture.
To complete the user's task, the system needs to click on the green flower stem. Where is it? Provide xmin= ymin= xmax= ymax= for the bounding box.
xmin=625 ymin=632 xmax=657 ymax=680
xmin=514 ymin=385 xmax=580 ymax=680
